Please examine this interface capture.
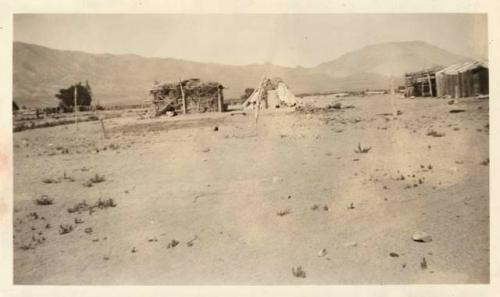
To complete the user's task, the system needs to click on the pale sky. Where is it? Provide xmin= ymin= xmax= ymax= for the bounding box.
xmin=14 ymin=14 xmax=488 ymax=67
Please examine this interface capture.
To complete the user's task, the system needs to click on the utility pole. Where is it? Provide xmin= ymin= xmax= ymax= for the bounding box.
xmin=390 ymin=77 xmax=397 ymax=117
xmin=74 ymin=85 xmax=78 ymax=130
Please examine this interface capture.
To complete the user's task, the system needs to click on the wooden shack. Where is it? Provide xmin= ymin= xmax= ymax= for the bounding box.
xmin=404 ymin=66 xmax=443 ymax=97
xmin=435 ymin=61 xmax=488 ymax=98
xmin=148 ymin=78 xmax=224 ymax=116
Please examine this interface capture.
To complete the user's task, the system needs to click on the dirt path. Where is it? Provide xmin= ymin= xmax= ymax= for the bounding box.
xmin=13 ymin=95 xmax=489 ymax=284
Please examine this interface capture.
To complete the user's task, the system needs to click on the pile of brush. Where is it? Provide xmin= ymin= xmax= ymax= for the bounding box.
xmin=182 ymin=78 xmax=222 ymax=98
xmin=150 ymin=78 xmax=223 ymax=101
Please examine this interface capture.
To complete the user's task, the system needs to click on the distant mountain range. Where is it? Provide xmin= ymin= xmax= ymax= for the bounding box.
xmin=13 ymin=40 xmax=471 ymax=107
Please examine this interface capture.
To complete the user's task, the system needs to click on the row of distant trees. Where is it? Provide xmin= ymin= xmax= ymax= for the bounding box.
xmin=52 ymin=83 xmax=258 ymax=112
xmin=54 ymin=83 xmax=256 ymax=111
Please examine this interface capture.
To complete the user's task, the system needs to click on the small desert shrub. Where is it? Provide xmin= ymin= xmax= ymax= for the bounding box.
xmin=327 ymin=103 xmax=342 ymax=110
xmin=354 ymin=143 xmax=371 ymax=153
xmin=67 ymin=200 xmax=90 ymax=213
xmin=34 ymin=195 xmax=54 ymax=206
xmin=28 ymin=212 xmax=39 ymax=219
xmin=63 ymin=172 xmax=75 ymax=182
xmin=67 ymin=198 xmax=116 ymax=214
xmin=83 ymin=180 xmax=93 ymax=187
xmin=20 ymin=243 xmax=34 ymax=251
xmin=167 ymin=239 xmax=180 ymax=248
xmin=59 ymin=224 xmax=73 ymax=235
xmin=95 ymin=198 xmax=117 ymax=209
xmin=89 ymin=173 xmax=106 ymax=184
xmin=292 ymin=266 xmax=306 ymax=278
xmin=41 ymin=178 xmax=60 ymax=184
xmin=421 ymin=257 xmax=428 ymax=270
xmin=480 ymin=158 xmax=489 ymax=166
xmin=426 ymin=130 xmax=445 ymax=137
xmin=277 ymin=208 xmax=291 ymax=217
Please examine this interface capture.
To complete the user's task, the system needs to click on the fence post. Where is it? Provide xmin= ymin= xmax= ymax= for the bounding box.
xmin=179 ymin=78 xmax=187 ymax=114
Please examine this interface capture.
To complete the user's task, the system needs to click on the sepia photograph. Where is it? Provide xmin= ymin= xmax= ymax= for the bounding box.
xmin=10 ymin=13 xmax=490 ymax=285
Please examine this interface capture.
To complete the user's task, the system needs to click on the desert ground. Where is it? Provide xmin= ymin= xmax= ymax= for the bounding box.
xmin=13 ymin=94 xmax=489 ymax=284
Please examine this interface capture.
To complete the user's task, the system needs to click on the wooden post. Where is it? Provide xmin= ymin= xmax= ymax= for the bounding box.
xmin=90 ymin=83 xmax=106 ymax=138
xmin=217 ymin=87 xmax=222 ymax=112
xmin=179 ymin=78 xmax=187 ymax=115
xmin=254 ymin=78 xmax=265 ymax=124
xmin=427 ymin=74 xmax=433 ymax=97
xmin=390 ymin=78 xmax=397 ymax=117
xmin=74 ymin=85 xmax=78 ymax=130
xmin=96 ymin=99 xmax=107 ymax=139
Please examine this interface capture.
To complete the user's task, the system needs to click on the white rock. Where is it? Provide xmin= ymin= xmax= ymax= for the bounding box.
xmin=318 ymin=248 xmax=327 ymax=257
xmin=344 ymin=241 xmax=358 ymax=247
xmin=412 ymin=231 xmax=432 ymax=242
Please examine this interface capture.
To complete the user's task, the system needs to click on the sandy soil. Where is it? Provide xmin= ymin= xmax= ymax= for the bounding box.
xmin=13 ymin=94 xmax=489 ymax=284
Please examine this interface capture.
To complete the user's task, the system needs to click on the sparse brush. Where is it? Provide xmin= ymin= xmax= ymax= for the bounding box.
xmin=67 ymin=198 xmax=116 ymax=214
xmin=95 ymin=198 xmax=117 ymax=209
xmin=167 ymin=239 xmax=180 ymax=248
xmin=83 ymin=180 xmax=93 ymax=187
xmin=67 ymin=200 xmax=90 ymax=213
xmin=292 ymin=266 xmax=306 ymax=278
xmin=59 ymin=224 xmax=73 ymax=235
xmin=354 ymin=143 xmax=371 ymax=154
xmin=311 ymin=204 xmax=319 ymax=210
xmin=41 ymin=178 xmax=59 ymax=184
xmin=480 ymin=158 xmax=489 ymax=166
xmin=89 ymin=173 xmax=106 ymax=184
xmin=34 ymin=195 xmax=54 ymax=206
xmin=28 ymin=212 xmax=39 ymax=219
xmin=426 ymin=130 xmax=445 ymax=137
xmin=277 ymin=208 xmax=291 ymax=217
xmin=20 ymin=243 xmax=33 ymax=251
xmin=63 ymin=171 xmax=75 ymax=182
xmin=328 ymin=103 xmax=342 ymax=110
xmin=420 ymin=257 xmax=428 ymax=270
